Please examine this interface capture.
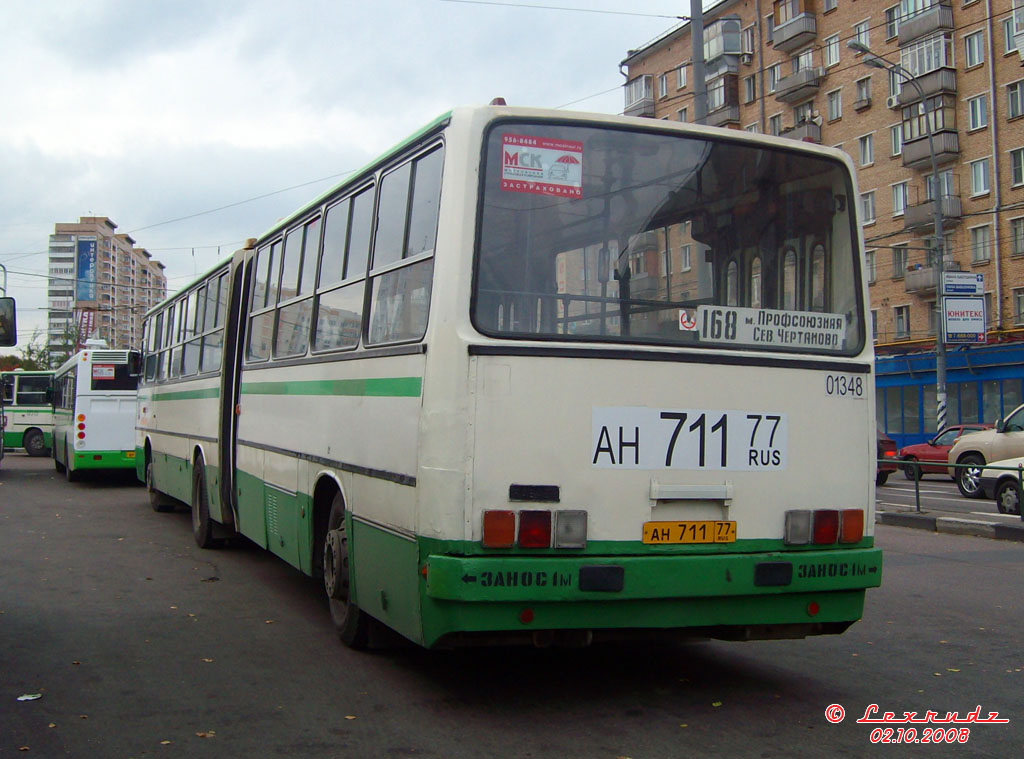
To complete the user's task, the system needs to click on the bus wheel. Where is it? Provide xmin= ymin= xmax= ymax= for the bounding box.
xmin=54 ymin=443 xmax=65 ymax=473
xmin=146 ymin=459 xmax=175 ymax=513
xmin=23 ymin=429 xmax=46 ymax=457
xmin=323 ymin=492 xmax=368 ymax=648
xmin=191 ymin=462 xmax=223 ymax=549
xmin=65 ymin=442 xmax=80 ymax=482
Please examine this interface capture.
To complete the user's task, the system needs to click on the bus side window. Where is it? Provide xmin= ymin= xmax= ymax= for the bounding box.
xmin=314 ymin=187 xmax=372 ymax=353
xmin=367 ymin=146 xmax=443 ymax=345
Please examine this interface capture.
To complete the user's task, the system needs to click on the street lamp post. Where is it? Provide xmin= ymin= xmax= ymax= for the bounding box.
xmin=849 ymin=40 xmax=948 ymax=433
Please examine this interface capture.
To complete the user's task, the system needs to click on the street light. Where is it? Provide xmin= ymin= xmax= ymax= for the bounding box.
xmin=849 ymin=40 xmax=948 ymax=433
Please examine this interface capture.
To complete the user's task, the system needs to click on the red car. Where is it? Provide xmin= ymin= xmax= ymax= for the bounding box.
xmin=877 ymin=428 xmax=899 ymax=486
xmin=898 ymin=423 xmax=992 ymax=480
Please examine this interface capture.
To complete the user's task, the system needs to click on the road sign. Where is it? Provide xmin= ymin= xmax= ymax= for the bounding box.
xmin=942 ymin=295 xmax=986 ymax=344
xmin=943 ymin=272 xmax=984 ymax=295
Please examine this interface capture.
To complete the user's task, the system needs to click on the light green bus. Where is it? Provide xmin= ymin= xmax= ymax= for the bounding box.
xmin=1 ymin=370 xmax=54 ymax=457
xmin=137 ymin=105 xmax=881 ymax=649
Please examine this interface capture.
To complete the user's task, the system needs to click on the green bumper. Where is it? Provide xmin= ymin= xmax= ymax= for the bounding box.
xmin=72 ymin=449 xmax=138 ymax=470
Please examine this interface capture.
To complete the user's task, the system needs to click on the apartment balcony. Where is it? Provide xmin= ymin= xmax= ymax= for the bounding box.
xmin=853 ymin=96 xmax=872 ymax=112
xmin=773 ymin=14 xmax=817 ymax=54
xmin=903 ymin=194 xmax=962 ymax=230
xmin=706 ymin=104 xmax=740 ymax=127
xmin=902 ymin=130 xmax=959 ymax=170
xmin=904 ymin=257 xmax=962 ymax=293
xmin=897 ymin=67 xmax=957 ymax=105
xmin=775 ymin=66 xmax=824 ymax=104
xmin=780 ymin=121 xmax=821 ymax=143
xmin=623 ymin=75 xmax=655 ymax=118
xmin=897 ymin=1 xmax=953 ymax=46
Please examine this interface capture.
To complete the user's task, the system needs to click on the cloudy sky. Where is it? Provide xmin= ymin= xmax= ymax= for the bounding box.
xmin=0 ymin=0 xmax=685 ymax=353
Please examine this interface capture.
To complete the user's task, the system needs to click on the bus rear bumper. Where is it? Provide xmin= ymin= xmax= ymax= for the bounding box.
xmin=419 ymin=548 xmax=881 ymax=648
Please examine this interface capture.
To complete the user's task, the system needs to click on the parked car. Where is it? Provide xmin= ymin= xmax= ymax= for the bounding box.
xmin=877 ymin=428 xmax=899 ymax=486
xmin=976 ymin=455 xmax=1024 ymax=514
xmin=899 ymin=423 xmax=991 ymax=480
xmin=948 ymin=403 xmax=1024 ymax=498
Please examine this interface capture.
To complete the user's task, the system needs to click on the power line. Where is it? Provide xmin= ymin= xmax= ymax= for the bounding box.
xmin=439 ymin=0 xmax=686 ymax=20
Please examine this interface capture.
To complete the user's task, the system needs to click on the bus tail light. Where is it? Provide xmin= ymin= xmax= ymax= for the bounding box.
xmin=518 ymin=510 xmax=551 ymax=548
xmin=482 ymin=510 xmax=515 ymax=548
xmin=812 ymin=510 xmax=840 ymax=544
xmin=554 ymin=510 xmax=587 ymax=549
xmin=784 ymin=510 xmax=812 ymax=545
xmin=840 ymin=509 xmax=865 ymax=543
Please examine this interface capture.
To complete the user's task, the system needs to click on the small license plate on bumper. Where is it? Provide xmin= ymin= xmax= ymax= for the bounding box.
xmin=642 ymin=521 xmax=737 ymax=544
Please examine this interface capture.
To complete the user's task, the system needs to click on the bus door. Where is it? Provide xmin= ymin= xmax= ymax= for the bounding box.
xmin=219 ymin=252 xmax=252 ymax=519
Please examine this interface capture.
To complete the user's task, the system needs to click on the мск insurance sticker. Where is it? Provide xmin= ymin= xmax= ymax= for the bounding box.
xmin=501 ymin=134 xmax=583 ymax=199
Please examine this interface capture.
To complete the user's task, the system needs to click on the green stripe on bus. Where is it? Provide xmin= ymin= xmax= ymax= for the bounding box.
xmin=240 ymin=377 xmax=422 ymax=398
xmin=152 ymin=388 xmax=221 ymax=401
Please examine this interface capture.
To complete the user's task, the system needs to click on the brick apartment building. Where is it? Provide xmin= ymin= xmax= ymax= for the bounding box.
xmin=621 ymin=0 xmax=1024 ymax=444
xmin=47 ymin=217 xmax=167 ymax=359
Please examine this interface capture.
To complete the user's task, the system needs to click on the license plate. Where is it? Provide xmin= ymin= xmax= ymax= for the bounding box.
xmin=642 ymin=520 xmax=737 ymax=544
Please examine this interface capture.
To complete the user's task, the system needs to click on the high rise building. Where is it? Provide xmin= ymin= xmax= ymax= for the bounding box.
xmin=622 ymin=0 xmax=1024 ymax=444
xmin=47 ymin=216 xmax=167 ymax=359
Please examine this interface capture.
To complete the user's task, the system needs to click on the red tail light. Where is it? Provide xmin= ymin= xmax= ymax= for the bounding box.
xmin=518 ymin=510 xmax=552 ymax=548
xmin=812 ymin=510 xmax=840 ymax=544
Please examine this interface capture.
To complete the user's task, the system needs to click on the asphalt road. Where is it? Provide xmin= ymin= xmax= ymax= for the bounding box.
xmin=2 ymin=453 xmax=1022 ymax=758
xmin=878 ymin=474 xmax=1024 ymax=522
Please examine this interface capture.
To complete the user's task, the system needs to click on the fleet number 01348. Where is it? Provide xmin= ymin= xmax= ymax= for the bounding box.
xmin=825 ymin=374 xmax=865 ymax=398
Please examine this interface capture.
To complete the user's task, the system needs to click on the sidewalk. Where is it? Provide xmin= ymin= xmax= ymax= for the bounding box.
xmin=876 ymin=504 xmax=1024 ymax=543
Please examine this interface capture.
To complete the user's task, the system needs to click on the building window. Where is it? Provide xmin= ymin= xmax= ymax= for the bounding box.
xmin=1009 ymin=81 xmax=1024 ymax=119
xmin=859 ymin=133 xmax=874 ymax=166
xmin=866 ymin=249 xmax=877 ymax=283
xmin=965 ymin=30 xmax=985 ymax=68
xmin=828 ymin=89 xmax=842 ymax=120
xmin=677 ymin=64 xmax=687 ymax=89
xmin=794 ymin=101 xmax=813 ymax=124
xmin=1014 ymin=288 xmax=1024 ymax=324
xmin=742 ymin=26 xmax=755 ymax=54
xmin=900 ymin=33 xmax=953 ymax=79
xmin=824 ymin=34 xmax=840 ymax=66
xmin=1011 ymin=147 xmax=1024 ymax=186
xmin=968 ymin=94 xmax=988 ymax=130
xmin=970 ymin=157 xmax=991 ymax=195
xmin=768 ymin=63 xmax=782 ymax=93
xmin=971 ymin=225 xmax=992 ymax=262
xmin=926 ymin=168 xmax=955 ymax=200
xmin=824 ymin=0 xmax=837 ymax=11
xmin=861 ymin=191 xmax=876 ymax=223
xmin=744 ymin=75 xmax=756 ymax=103
xmin=1004 ymin=17 xmax=1019 ymax=55
xmin=765 ymin=13 xmax=774 ymax=44
xmin=769 ymin=113 xmax=783 ymax=135
xmin=707 ymin=77 xmax=727 ymax=110
xmin=894 ymin=305 xmax=910 ymax=339
xmin=678 ymin=107 xmax=688 ymax=122
xmin=745 ymin=122 xmax=760 ymax=133
xmin=856 ymin=77 xmax=871 ymax=102
xmin=893 ymin=245 xmax=908 ymax=277
xmin=680 ymin=244 xmax=692 ymax=271
xmin=871 ymin=309 xmax=879 ymax=340
xmin=885 ymin=5 xmax=900 ymax=39
xmin=854 ymin=20 xmax=870 ymax=48
xmin=892 ymin=181 xmax=908 ymax=216
xmin=794 ymin=48 xmax=813 ymax=73
xmin=1011 ymin=218 xmax=1024 ymax=256
xmin=891 ymin=124 xmax=903 ymax=156
xmin=889 ymin=69 xmax=903 ymax=98
xmin=624 ymin=76 xmax=652 ymax=109
xmin=659 ymin=73 xmax=668 ymax=98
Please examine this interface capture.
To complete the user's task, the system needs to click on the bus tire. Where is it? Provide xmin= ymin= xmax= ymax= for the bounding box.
xmin=54 ymin=443 xmax=65 ymax=473
xmin=323 ymin=492 xmax=369 ymax=649
xmin=146 ymin=459 xmax=175 ymax=513
xmin=23 ymin=428 xmax=46 ymax=457
xmin=191 ymin=461 xmax=223 ymax=549
xmin=64 ymin=441 xmax=80 ymax=482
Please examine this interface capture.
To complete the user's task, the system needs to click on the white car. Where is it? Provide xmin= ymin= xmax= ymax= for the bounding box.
xmin=947 ymin=404 xmax=1024 ymax=498
xmin=976 ymin=456 xmax=1024 ymax=515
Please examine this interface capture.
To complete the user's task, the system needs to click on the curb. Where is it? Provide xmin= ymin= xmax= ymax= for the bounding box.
xmin=877 ymin=510 xmax=1024 ymax=542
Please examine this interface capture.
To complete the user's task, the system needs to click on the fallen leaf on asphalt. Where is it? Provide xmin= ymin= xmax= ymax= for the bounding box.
xmin=933 ymin=673 xmax=942 ymax=677
xmin=160 ymin=740 xmax=172 ymax=745
xmin=18 ymin=747 xmax=29 ymax=752
xmin=345 ymin=715 xmax=356 ymax=720
xmin=712 ymin=701 xmax=722 ymax=707
xmin=947 ymin=668 xmax=961 ymax=672
xmin=72 ymin=661 xmax=80 ymax=666
xmin=265 ymin=620 xmax=274 ymax=624
xmin=48 ymin=724 xmax=55 ymax=729
xmin=17 ymin=694 xmax=42 ymax=701
xmin=79 ymin=715 xmax=88 ymax=719
xmin=195 ymin=731 xmax=216 ymax=738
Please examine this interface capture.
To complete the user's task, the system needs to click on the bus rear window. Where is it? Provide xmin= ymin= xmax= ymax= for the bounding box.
xmin=473 ymin=123 xmax=864 ymax=356
xmin=91 ymin=364 xmax=139 ymax=391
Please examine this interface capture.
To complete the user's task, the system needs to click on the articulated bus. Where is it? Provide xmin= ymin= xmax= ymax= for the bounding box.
xmin=137 ymin=105 xmax=880 ymax=649
xmin=53 ymin=345 xmax=140 ymax=481
xmin=1 ymin=370 xmax=55 ymax=457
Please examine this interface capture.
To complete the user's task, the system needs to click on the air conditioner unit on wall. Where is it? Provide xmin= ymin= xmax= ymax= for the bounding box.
xmin=740 ymin=52 xmax=753 ymax=65
xmin=886 ymin=95 xmax=901 ymax=109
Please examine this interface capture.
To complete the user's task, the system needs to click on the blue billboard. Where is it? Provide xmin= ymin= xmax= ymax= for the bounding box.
xmin=76 ymin=239 xmax=97 ymax=301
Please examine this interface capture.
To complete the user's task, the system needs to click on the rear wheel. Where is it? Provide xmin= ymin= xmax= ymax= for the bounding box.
xmin=146 ymin=459 xmax=175 ymax=513
xmin=875 ymin=471 xmax=889 ymax=487
xmin=323 ymin=492 xmax=368 ymax=648
xmin=23 ymin=429 xmax=47 ymax=457
xmin=53 ymin=443 xmax=65 ymax=473
xmin=191 ymin=461 xmax=223 ymax=548
xmin=64 ymin=441 xmax=80 ymax=482
xmin=995 ymin=479 xmax=1022 ymax=515
xmin=956 ymin=454 xmax=985 ymax=499
xmin=902 ymin=457 xmax=921 ymax=481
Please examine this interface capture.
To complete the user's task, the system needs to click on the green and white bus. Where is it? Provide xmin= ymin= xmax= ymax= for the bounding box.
xmin=53 ymin=344 xmax=141 ymax=481
xmin=1 ymin=370 xmax=55 ymax=457
xmin=137 ymin=105 xmax=881 ymax=649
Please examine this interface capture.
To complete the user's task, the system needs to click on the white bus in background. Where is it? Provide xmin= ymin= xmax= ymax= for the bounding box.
xmin=1 ymin=370 xmax=55 ymax=456
xmin=138 ymin=104 xmax=881 ymax=649
xmin=52 ymin=342 xmax=141 ymax=481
